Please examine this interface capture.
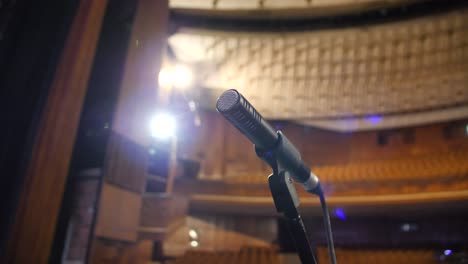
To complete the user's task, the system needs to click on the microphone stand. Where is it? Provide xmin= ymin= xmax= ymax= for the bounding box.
xmin=256 ymin=145 xmax=318 ymax=264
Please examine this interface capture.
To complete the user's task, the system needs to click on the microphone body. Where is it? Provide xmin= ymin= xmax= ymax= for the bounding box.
xmin=216 ymin=89 xmax=320 ymax=194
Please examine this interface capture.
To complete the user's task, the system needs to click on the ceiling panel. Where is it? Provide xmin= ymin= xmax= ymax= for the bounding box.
xmin=167 ymin=10 xmax=468 ymax=130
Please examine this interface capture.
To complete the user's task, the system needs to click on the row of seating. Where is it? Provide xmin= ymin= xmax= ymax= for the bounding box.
xmin=226 ymin=149 xmax=468 ymax=185
xmin=319 ymin=149 xmax=468 ymax=183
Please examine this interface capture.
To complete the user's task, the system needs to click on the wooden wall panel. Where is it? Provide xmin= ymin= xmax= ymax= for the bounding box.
xmin=413 ymin=125 xmax=450 ymax=155
xmin=348 ymin=131 xmax=390 ymax=161
xmin=95 ymin=183 xmax=142 ymax=242
xmin=224 ymin=117 xmax=264 ymax=178
xmin=298 ymin=125 xmax=352 ymax=166
xmin=5 ymin=0 xmax=108 ymax=262
xmin=197 ymin=111 xmax=227 ymax=179
xmin=140 ymin=194 xmax=188 ymax=228
xmin=105 ymin=132 xmax=147 ymax=193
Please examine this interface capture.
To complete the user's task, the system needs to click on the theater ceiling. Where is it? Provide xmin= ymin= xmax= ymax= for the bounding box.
xmin=167 ymin=2 xmax=468 ymax=131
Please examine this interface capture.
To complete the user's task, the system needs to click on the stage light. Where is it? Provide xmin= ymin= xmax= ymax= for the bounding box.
xmin=334 ymin=208 xmax=346 ymax=220
xmin=172 ymin=64 xmax=193 ymax=89
xmin=401 ymin=223 xmax=411 ymax=232
xmin=190 ymin=240 xmax=199 ymax=247
xmin=148 ymin=148 xmax=156 ymax=155
xmin=364 ymin=115 xmax=383 ymax=125
xmin=158 ymin=66 xmax=174 ymax=89
xmin=189 ymin=229 xmax=198 ymax=239
xmin=158 ymin=64 xmax=193 ymax=90
xmin=400 ymin=223 xmax=418 ymax=232
xmin=150 ymin=112 xmax=176 ymax=140
xmin=444 ymin=249 xmax=452 ymax=256
xmin=188 ymin=100 xmax=196 ymax=112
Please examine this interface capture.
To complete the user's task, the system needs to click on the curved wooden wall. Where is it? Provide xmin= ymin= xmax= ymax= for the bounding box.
xmin=170 ymin=111 xmax=468 ymax=208
xmin=177 ymin=111 xmax=468 ymax=180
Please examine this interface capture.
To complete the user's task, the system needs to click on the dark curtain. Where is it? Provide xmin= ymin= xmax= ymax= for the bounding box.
xmin=0 ymin=0 xmax=79 ymax=256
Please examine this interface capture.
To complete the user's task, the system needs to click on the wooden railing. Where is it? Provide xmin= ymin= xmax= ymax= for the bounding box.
xmin=317 ymin=247 xmax=438 ymax=264
xmin=171 ymin=247 xmax=280 ymax=264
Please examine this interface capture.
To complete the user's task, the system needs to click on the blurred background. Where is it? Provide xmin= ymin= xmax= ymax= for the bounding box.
xmin=1 ymin=0 xmax=468 ymax=263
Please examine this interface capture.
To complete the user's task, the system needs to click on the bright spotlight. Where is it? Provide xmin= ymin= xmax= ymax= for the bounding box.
xmin=150 ymin=112 xmax=176 ymax=140
xmin=190 ymin=240 xmax=199 ymax=247
xmin=188 ymin=229 xmax=198 ymax=239
xmin=172 ymin=64 xmax=193 ymax=89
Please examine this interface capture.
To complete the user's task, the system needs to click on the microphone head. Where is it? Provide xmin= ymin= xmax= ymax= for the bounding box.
xmin=216 ymin=89 xmax=240 ymax=113
xmin=216 ymin=89 xmax=278 ymax=150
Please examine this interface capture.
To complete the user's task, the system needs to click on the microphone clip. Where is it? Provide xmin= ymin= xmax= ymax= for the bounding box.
xmin=254 ymin=133 xmax=318 ymax=264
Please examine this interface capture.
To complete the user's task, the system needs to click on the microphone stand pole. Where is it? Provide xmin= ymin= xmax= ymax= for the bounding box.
xmin=257 ymin=147 xmax=317 ymax=264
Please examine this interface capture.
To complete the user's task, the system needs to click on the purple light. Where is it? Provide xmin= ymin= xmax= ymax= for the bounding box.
xmin=364 ymin=115 xmax=383 ymax=125
xmin=334 ymin=208 xmax=346 ymax=220
xmin=444 ymin=249 xmax=452 ymax=256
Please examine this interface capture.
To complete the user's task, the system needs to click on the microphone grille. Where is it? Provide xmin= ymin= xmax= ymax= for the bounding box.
xmin=216 ymin=89 xmax=240 ymax=113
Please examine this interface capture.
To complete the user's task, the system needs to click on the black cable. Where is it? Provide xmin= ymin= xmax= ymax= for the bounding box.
xmin=318 ymin=186 xmax=337 ymax=264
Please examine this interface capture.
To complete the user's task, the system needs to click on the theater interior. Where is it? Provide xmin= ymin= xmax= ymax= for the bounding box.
xmin=1 ymin=0 xmax=468 ymax=263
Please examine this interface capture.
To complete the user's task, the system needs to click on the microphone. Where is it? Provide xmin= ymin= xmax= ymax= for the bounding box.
xmin=216 ymin=89 xmax=321 ymax=194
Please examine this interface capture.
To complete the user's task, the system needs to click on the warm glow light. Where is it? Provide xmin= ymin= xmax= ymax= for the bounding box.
xmin=158 ymin=67 xmax=174 ymax=89
xmin=158 ymin=64 xmax=193 ymax=90
xmin=172 ymin=64 xmax=193 ymax=89
xmin=150 ymin=112 xmax=176 ymax=140
xmin=190 ymin=240 xmax=199 ymax=247
xmin=189 ymin=229 xmax=198 ymax=239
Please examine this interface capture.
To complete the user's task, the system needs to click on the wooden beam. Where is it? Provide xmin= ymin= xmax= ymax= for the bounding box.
xmin=92 ymin=0 xmax=169 ymax=239
xmin=111 ymin=0 xmax=169 ymax=145
xmin=5 ymin=0 xmax=108 ymax=263
xmin=88 ymin=0 xmax=169 ymax=262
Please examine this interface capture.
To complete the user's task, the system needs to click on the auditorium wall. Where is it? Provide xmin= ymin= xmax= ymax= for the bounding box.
xmin=176 ymin=110 xmax=468 ymax=180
